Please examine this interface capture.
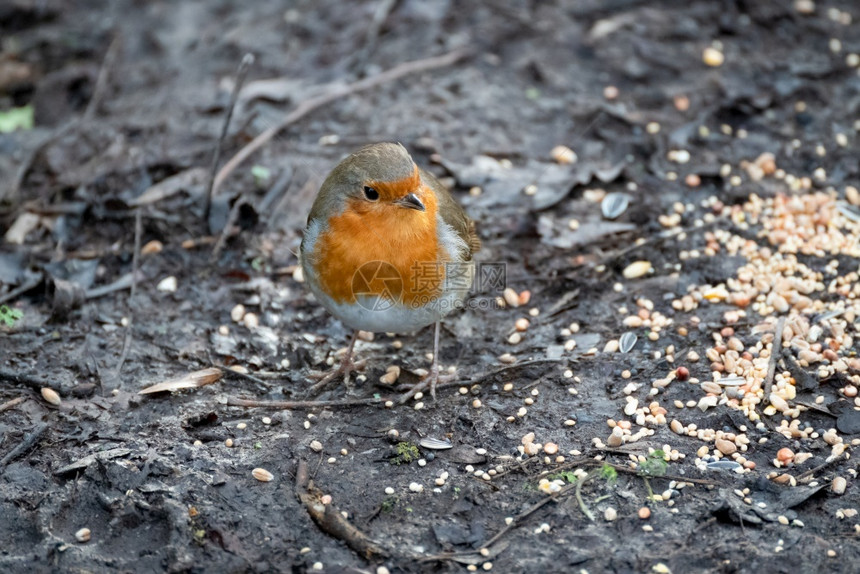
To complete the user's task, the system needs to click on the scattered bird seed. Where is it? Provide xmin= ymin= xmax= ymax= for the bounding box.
xmin=619 ymin=332 xmax=638 ymax=353
xmin=230 ymin=304 xmax=246 ymax=323
xmin=832 ymin=477 xmax=847 ymax=495
xmin=41 ymin=387 xmax=61 ymax=406
xmin=550 ymin=145 xmax=577 ymax=165
xmin=702 ymin=47 xmax=724 ymax=67
xmin=157 ymin=276 xmax=177 ymax=292
xmin=409 ymin=482 xmax=424 ymax=493
xmin=252 ymin=468 xmax=274 ymax=482
xmin=75 ymin=528 xmax=91 ymax=543
xmin=310 ymin=440 xmax=323 ymax=452
xmin=601 ymin=192 xmax=630 ymax=219
xmin=623 ymin=261 xmax=652 ymax=279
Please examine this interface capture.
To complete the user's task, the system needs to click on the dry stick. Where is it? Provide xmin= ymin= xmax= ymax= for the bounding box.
xmin=114 ymin=209 xmax=143 ymax=376
xmin=295 ymin=459 xmax=388 ymax=559
xmin=226 ymin=396 xmax=385 ymax=409
xmin=0 ymin=397 xmax=26 ymax=413
xmin=423 ymin=481 xmax=578 ymax=563
xmin=795 ymin=451 xmax=851 ymax=481
xmin=203 ymin=53 xmax=255 ymax=224
xmin=0 ymin=370 xmax=46 ymax=393
xmin=4 ymin=35 xmax=120 ymax=204
xmin=210 ymin=191 xmax=247 ymax=261
xmin=462 ymin=358 xmax=561 ymax=385
xmin=0 ymin=422 xmax=48 ymax=468
xmin=762 ymin=315 xmax=786 ymax=402
xmin=212 ymin=48 xmax=469 ymax=196
xmin=84 ymin=36 xmax=121 ymax=120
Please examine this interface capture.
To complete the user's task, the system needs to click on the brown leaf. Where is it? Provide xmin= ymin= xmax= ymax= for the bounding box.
xmin=139 ymin=367 xmax=222 ymax=395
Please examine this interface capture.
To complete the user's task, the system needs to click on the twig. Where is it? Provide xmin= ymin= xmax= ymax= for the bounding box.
xmin=213 ymin=48 xmax=469 ymax=195
xmin=482 ymin=483 xmax=573 ymax=550
xmin=0 ymin=370 xmax=46 ymax=393
xmin=0 ymin=422 xmax=48 ymax=468
xmin=574 ymin=472 xmax=597 ymax=521
xmin=226 ymin=396 xmax=386 ymax=409
xmin=203 ymin=53 xmax=255 ymax=223
xmin=84 ymin=271 xmax=140 ymax=300
xmin=131 ymin=208 xmax=142 ymax=299
xmin=0 ymin=396 xmax=26 ymax=413
xmin=84 ymin=35 xmax=121 ymax=120
xmin=0 ymin=273 xmax=42 ymax=305
xmin=210 ymin=191 xmax=247 ymax=261
xmin=114 ymin=209 xmax=142 ymax=377
xmin=295 ymin=459 xmax=388 ymax=559
xmin=794 ymin=400 xmax=837 ymax=417
xmin=462 ymin=358 xmax=562 ymax=385
xmin=795 ymin=451 xmax=850 ymax=481
xmin=763 ymin=316 xmax=786 ymax=402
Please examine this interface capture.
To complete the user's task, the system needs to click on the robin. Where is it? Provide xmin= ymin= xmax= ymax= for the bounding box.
xmin=300 ymin=142 xmax=480 ymax=401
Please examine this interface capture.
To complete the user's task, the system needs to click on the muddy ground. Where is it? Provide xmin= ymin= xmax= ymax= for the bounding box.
xmin=2 ymin=1 xmax=860 ymax=573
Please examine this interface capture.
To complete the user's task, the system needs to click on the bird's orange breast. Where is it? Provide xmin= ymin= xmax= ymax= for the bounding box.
xmin=312 ymin=184 xmax=450 ymax=308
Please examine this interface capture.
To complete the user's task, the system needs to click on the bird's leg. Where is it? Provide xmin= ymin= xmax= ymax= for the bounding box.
xmin=308 ymin=330 xmax=362 ymax=394
xmin=398 ymin=321 xmax=456 ymax=403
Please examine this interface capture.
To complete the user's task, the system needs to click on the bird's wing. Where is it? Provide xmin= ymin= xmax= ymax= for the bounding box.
xmin=420 ymin=167 xmax=481 ymax=260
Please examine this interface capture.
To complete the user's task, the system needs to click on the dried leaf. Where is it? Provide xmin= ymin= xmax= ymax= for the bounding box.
xmin=139 ymin=367 xmax=222 ymax=395
xmin=130 ymin=167 xmax=208 ymax=206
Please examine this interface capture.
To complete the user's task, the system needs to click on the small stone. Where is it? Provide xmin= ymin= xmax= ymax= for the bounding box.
xmin=604 ymin=507 xmax=617 ymax=521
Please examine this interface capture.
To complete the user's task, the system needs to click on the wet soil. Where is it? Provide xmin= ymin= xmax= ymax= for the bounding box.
xmin=2 ymin=1 xmax=860 ymax=573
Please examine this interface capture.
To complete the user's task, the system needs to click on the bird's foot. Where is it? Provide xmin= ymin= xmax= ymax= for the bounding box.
xmin=307 ymin=356 xmax=366 ymax=395
xmin=397 ymin=365 xmax=456 ymax=404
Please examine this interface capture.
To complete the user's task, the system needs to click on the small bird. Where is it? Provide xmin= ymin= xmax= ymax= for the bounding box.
xmin=300 ymin=142 xmax=480 ymax=400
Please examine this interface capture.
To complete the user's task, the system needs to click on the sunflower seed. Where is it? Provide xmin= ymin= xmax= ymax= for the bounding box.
xmin=419 ymin=437 xmax=453 ymax=450
xmin=619 ymin=332 xmax=638 ymax=353
xmin=601 ymin=192 xmax=630 ymax=219
xmin=716 ymin=376 xmax=746 ymax=386
xmin=706 ymin=460 xmax=742 ymax=472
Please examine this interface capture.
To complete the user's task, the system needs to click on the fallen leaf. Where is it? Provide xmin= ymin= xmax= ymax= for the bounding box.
xmin=139 ymin=367 xmax=223 ymax=395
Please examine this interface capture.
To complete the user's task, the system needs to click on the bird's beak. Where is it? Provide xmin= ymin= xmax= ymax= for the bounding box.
xmin=395 ymin=193 xmax=425 ymax=211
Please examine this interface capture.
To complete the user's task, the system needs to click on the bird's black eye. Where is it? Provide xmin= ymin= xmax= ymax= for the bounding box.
xmin=363 ymin=186 xmax=379 ymax=201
